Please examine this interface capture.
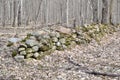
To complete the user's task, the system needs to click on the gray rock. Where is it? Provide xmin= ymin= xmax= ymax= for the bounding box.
xmin=14 ymin=55 xmax=24 ymax=62
xmin=37 ymin=43 xmax=43 ymax=48
xmin=52 ymin=37 xmax=58 ymax=42
xmin=59 ymin=38 xmax=66 ymax=44
xmin=55 ymin=32 xmax=60 ymax=38
xmin=8 ymin=38 xmax=21 ymax=43
xmin=43 ymin=34 xmax=50 ymax=39
xmin=32 ymin=46 xmax=39 ymax=52
xmin=19 ymin=51 xmax=26 ymax=55
xmin=31 ymin=32 xmax=40 ymax=37
xmin=33 ymin=52 xmax=40 ymax=58
xmin=25 ymin=40 xmax=37 ymax=47
xmin=49 ymin=32 xmax=56 ymax=37
xmin=29 ymin=36 xmax=36 ymax=40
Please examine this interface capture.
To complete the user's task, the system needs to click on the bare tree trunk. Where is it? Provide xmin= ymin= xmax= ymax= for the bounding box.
xmin=109 ymin=0 xmax=113 ymax=25
xmin=35 ymin=0 xmax=43 ymax=25
xmin=2 ymin=0 xmax=6 ymax=27
xmin=17 ymin=0 xmax=22 ymax=27
xmin=12 ymin=0 xmax=16 ymax=27
xmin=91 ymin=0 xmax=98 ymax=23
xmin=101 ymin=0 xmax=109 ymax=24
xmin=45 ymin=0 xmax=48 ymax=27
xmin=66 ymin=0 xmax=69 ymax=27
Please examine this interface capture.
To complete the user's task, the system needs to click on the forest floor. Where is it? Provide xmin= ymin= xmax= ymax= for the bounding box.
xmin=0 ymin=27 xmax=120 ymax=80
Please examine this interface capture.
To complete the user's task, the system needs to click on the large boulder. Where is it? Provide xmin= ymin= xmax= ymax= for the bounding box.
xmin=55 ymin=26 xmax=72 ymax=34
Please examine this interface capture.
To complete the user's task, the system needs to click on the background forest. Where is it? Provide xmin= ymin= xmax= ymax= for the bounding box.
xmin=0 ymin=0 xmax=120 ymax=27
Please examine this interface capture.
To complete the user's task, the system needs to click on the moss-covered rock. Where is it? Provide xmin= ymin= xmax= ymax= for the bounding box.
xmin=26 ymin=48 xmax=33 ymax=53
xmin=19 ymin=51 xmax=26 ymax=55
xmin=7 ymin=42 xmax=14 ymax=47
xmin=18 ymin=47 xmax=26 ymax=52
xmin=19 ymin=44 xmax=27 ymax=48
xmin=26 ymin=53 xmax=34 ymax=58
xmin=12 ymin=50 xmax=18 ymax=57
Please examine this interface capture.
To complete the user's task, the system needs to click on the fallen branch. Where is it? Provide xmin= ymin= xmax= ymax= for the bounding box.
xmin=66 ymin=57 xmax=120 ymax=77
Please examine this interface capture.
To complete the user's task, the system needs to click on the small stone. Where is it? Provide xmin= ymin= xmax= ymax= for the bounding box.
xmin=62 ymin=45 xmax=67 ymax=49
xmin=77 ymin=31 xmax=82 ymax=35
xmin=33 ymin=52 xmax=40 ymax=58
xmin=18 ymin=48 xmax=25 ymax=52
xmin=29 ymin=36 xmax=36 ymax=40
xmin=32 ymin=46 xmax=39 ymax=52
xmin=52 ymin=46 xmax=56 ymax=50
xmin=26 ymin=53 xmax=33 ymax=58
xmin=14 ymin=55 xmax=24 ymax=62
xmin=72 ymin=34 xmax=77 ymax=38
xmin=20 ymin=51 xmax=26 ymax=55
xmin=56 ymin=42 xmax=61 ymax=46
xmin=31 ymin=32 xmax=40 ymax=37
xmin=37 ymin=36 xmax=42 ymax=41
xmin=55 ymin=32 xmax=60 ymax=38
xmin=37 ymin=43 xmax=43 ymax=48
xmin=72 ymin=29 xmax=76 ymax=33
xmin=49 ymin=32 xmax=56 ymax=37
xmin=40 ymin=45 xmax=50 ymax=51
xmin=52 ymin=37 xmax=58 ymax=42
xmin=59 ymin=38 xmax=66 ymax=44
xmin=40 ymin=39 xmax=48 ymax=44
xmin=43 ymin=34 xmax=50 ymax=39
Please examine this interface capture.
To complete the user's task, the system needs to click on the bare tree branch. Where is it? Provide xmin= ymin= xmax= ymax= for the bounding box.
xmin=66 ymin=57 xmax=120 ymax=77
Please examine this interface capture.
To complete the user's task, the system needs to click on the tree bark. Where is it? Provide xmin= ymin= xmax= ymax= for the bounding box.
xmin=109 ymin=0 xmax=113 ymax=25
xmin=12 ymin=0 xmax=16 ymax=27
xmin=17 ymin=0 xmax=22 ymax=27
xmin=2 ymin=0 xmax=6 ymax=27
xmin=91 ymin=0 xmax=98 ymax=23
xmin=101 ymin=0 xmax=109 ymax=24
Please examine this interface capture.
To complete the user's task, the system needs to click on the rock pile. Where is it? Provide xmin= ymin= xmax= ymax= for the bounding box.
xmin=9 ymin=24 xmax=118 ymax=60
